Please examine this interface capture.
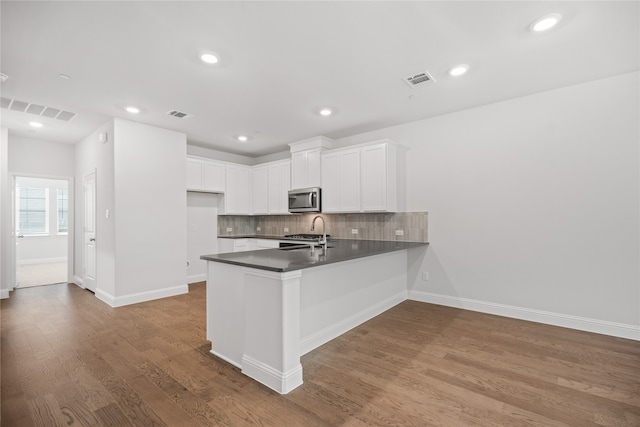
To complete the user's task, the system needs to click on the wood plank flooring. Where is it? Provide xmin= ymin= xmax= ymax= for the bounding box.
xmin=1 ymin=282 xmax=638 ymax=426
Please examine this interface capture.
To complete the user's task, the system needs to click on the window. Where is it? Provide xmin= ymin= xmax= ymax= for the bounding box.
xmin=57 ymin=188 xmax=68 ymax=234
xmin=17 ymin=187 xmax=49 ymax=235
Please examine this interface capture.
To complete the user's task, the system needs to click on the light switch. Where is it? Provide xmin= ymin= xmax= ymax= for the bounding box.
xmin=105 ymin=209 xmax=110 ymax=219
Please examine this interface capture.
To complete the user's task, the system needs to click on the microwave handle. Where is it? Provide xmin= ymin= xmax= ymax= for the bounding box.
xmin=309 ymin=193 xmax=314 ymax=207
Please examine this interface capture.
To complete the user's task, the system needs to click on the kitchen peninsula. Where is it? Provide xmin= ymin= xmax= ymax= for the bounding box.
xmin=201 ymin=239 xmax=426 ymax=393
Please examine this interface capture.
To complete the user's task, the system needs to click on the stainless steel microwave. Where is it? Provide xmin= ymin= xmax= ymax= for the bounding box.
xmin=288 ymin=187 xmax=321 ymax=213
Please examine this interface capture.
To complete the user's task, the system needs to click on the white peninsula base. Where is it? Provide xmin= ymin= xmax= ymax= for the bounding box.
xmin=205 ymin=249 xmax=409 ymax=394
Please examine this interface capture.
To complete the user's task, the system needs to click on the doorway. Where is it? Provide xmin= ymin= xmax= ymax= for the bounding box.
xmin=13 ymin=175 xmax=72 ymax=289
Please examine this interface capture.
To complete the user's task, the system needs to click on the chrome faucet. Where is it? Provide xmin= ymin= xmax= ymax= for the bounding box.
xmin=311 ymin=215 xmax=327 ymax=251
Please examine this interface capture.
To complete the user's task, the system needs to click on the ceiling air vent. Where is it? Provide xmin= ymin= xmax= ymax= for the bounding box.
xmin=403 ymin=71 xmax=435 ymax=88
xmin=166 ymin=110 xmax=193 ymax=119
xmin=0 ymin=97 xmax=76 ymax=121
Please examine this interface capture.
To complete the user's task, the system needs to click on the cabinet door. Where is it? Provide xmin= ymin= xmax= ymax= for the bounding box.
xmin=252 ymin=166 xmax=269 ymax=214
xmin=361 ymin=144 xmax=387 ymax=211
xmin=291 ymin=152 xmax=306 ymax=190
xmin=306 ymin=148 xmax=322 ymax=188
xmin=339 ymin=149 xmax=361 ymax=212
xmin=203 ymin=161 xmax=226 ymax=192
xmin=186 ymin=159 xmax=203 ymax=190
xmin=268 ymin=161 xmax=290 ymax=214
xmin=321 ymin=152 xmax=340 ymax=212
xmin=225 ymin=165 xmax=251 ymax=214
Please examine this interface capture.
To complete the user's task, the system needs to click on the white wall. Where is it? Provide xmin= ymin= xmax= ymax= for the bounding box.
xmin=75 ymin=119 xmax=188 ymax=305
xmin=8 ymin=136 xmax=75 ymax=176
xmin=335 ymin=72 xmax=640 ymax=338
xmin=111 ymin=118 xmax=187 ymax=303
xmin=187 ymin=192 xmax=219 ymax=283
xmin=0 ymin=128 xmax=9 ymax=298
xmin=75 ymin=120 xmax=116 ymax=294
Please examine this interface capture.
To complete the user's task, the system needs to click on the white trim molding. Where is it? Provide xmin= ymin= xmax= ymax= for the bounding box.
xmin=0 ymin=289 xmax=9 ymax=299
xmin=408 ymin=290 xmax=640 ymax=341
xmin=241 ymin=354 xmax=303 ymax=395
xmin=96 ymin=284 xmax=189 ymax=308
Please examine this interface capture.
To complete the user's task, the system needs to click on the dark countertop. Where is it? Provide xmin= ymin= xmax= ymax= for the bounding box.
xmin=218 ymin=235 xmax=286 ymax=240
xmin=201 ymin=239 xmax=427 ymax=272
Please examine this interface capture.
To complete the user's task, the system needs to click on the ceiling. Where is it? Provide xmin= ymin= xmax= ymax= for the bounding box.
xmin=1 ymin=1 xmax=638 ymax=157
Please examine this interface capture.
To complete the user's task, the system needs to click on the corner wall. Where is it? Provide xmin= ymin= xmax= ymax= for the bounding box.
xmin=0 ymin=128 xmax=9 ymax=298
xmin=335 ymin=72 xmax=640 ymax=339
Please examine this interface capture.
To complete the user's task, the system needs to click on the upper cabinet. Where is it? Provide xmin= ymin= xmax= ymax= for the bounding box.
xmin=268 ymin=160 xmax=291 ymax=214
xmin=321 ymin=148 xmax=361 ymax=213
xmin=186 ymin=157 xmax=225 ymax=193
xmin=224 ymin=164 xmax=251 ymax=214
xmin=361 ymin=142 xmax=397 ymax=212
xmin=289 ymin=136 xmax=333 ymax=189
xmin=321 ymin=140 xmax=398 ymax=213
xmin=251 ymin=160 xmax=290 ymax=215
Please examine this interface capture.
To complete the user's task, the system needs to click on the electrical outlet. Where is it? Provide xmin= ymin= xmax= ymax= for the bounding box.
xmin=395 ymin=229 xmax=404 ymax=236
xmin=256 ymin=226 xmax=261 ymax=231
xmin=351 ymin=228 xmax=358 ymax=235
xmin=226 ymin=227 xmax=233 ymax=232
xmin=422 ymin=271 xmax=429 ymax=281
xmin=284 ymin=227 xmax=289 ymax=233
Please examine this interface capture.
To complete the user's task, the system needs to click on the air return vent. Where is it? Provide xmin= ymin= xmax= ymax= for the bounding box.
xmin=166 ymin=110 xmax=193 ymax=119
xmin=403 ymin=71 xmax=435 ymax=88
xmin=0 ymin=97 xmax=76 ymax=121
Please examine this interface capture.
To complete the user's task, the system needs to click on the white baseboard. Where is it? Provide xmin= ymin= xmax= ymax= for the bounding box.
xmin=408 ymin=290 xmax=640 ymax=341
xmin=0 ymin=289 xmax=9 ymax=299
xmin=18 ymin=257 xmax=67 ymax=265
xmin=96 ymin=284 xmax=189 ymax=308
xmin=187 ymin=273 xmax=206 ymax=284
xmin=300 ymin=290 xmax=407 ymax=355
xmin=241 ymin=354 xmax=303 ymax=394
xmin=72 ymin=275 xmax=84 ymax=287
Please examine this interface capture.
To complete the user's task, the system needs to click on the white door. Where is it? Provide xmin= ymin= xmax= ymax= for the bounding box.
xmin=83 ymin=171 xmax=97 ymax=292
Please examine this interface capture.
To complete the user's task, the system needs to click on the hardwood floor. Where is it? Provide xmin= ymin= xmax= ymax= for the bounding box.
xmin=1 ymin=282 xmax=638 ymax=426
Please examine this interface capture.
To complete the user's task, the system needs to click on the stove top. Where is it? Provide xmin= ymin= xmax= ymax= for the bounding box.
xmin=284 ymin=233 xmax=330 ymax=241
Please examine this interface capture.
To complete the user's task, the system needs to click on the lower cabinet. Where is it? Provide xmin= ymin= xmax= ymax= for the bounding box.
xmin=218 ymin=238 xmax=282 ymax=253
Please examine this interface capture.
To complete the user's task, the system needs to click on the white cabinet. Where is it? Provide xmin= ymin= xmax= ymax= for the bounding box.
xmin=291 ymin=148 xmax=322 ymax=189
xmin=289 ymin=136 xmax=333 ymax=189
xmin=250 ymin=160 xmax=290 ymax=215
xmin=218 ymin=238 xmax=249 ymax=253
xmin=321 ymin=148 xmax=361 ymax=212
xmin=361 ymin=142 xmax=397 ymax=212
xmin=252 ymin=166 xmax=269 ymax=214
xmin=186 ymin=157 xmax=226 ymax=193
xmin=322 ymin=140 xmax=398 ymax=213
xmin=268 ymin=160 xmax=291 ymax=214
xmin=203 ymin=161 xmax=226 ymax=192
xmin=218 ymin=238 xmax=281 ymax=253
xmin=225 ymin=164 xmax=251 ymax=214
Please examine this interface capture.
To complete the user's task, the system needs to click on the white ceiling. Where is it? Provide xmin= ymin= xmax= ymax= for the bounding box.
xmin=1 ymin=1 xmax=638 ymax=157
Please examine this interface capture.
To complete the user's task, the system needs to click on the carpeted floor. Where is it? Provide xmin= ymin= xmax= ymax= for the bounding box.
xmin=16 ymin=262 xmax=68 ymax=288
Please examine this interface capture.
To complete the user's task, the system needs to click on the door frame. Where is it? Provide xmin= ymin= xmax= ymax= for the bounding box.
xmin=10 ymin=172 xmax=74 ymax=292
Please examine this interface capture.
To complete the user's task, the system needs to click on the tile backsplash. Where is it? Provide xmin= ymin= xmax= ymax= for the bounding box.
xmin=218 ymin=212 xmax=428 ymax=243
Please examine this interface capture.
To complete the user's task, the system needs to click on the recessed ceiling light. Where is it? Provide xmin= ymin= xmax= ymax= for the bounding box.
xmin=125 ymin=106 xmax=140 ymax=114
xmin=200 ymin=51 xmax=219 ymax=64
xmin=448 ymin=64 xmax=469 ymax=77
xmin=58 ymin=73 xmax=71 ymax=80
xmin=319 ymin=108 xmax=333 ymax=116
xmin=530 ymin=13 xmax=562 ymax=32
xmin=237 ymin=135 xmax=248 ymax=142
xmin=29 ymin=121 xmax=43 ymax=128
xmin=0 ymin=73 xmax=7 ymax=82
